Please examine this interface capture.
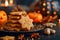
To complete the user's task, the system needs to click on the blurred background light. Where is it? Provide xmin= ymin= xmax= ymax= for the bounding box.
xmin=52 ymin=1 xmax=60 ymax=11
xmin=47 ymin=2 xmax=51 ymax=11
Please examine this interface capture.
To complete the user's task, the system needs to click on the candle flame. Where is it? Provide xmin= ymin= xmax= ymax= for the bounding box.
xmin=5 ymin=0 xmax=8 ymax=6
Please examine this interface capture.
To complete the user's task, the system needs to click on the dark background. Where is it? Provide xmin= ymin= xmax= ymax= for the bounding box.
xmin=16 ymin=0 xmax=60 ymax=6
xmin=16 ymin=0 xmax=60 ymax=17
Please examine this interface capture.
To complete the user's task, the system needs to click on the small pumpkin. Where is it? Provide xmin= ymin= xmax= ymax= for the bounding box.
xmin=28 ymin=12 xmax=37 ymax=19
xmin=0 ymin=11 xmax=7 ymax=25
xmin=28 ymin=12 xmax=43 ymax=23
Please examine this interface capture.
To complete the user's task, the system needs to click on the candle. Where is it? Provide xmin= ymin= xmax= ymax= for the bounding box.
xmin=5 ymin=0 xmax=9 ymax=6
xmin=10 ymin=0 xmax=13 ymax=5
xmin=58 ymin=19 xmax=60 ymax=28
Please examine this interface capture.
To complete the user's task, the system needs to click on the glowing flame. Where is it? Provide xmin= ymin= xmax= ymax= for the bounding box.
xmin=5 ymin=0 xmax=8 ymax=6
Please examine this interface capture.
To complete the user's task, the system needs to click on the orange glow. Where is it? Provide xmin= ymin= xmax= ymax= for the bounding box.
xmin=50 ymin=16 xmax=53 ymax=19
xmin=47 ymin=11 xmax=50 ymax=14
xmin=10 ymin=0 xmax=13 ymax=4
xmin=53 ymin=11 xmax=56 ymax=15
xmin=5 ymin=0 xmax=9 ymax=6
xmin=59 ymin=19 xmax=60 ymax=22
xmin=37 ymin=11 xmax=40 ymax=13
xmin=42 ymin=8 xmax=45 ymax=11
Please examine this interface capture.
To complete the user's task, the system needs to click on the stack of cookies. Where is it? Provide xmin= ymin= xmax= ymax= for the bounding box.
xmin=6 ymin=5 xmax=27 ymax=31
xmin=4 ymin=5 xmax=34 ymax=31
xmin=7 ymin=12 xmax=22 ymax=31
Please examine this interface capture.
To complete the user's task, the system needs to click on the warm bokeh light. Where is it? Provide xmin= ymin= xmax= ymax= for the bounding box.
xmin=37 ymin=11 xmax=40 ymax=13
xmin=53 ymin=11 xmax=56 ymax=15
xmin=47 ymin=11 xmax=50 ymax=14
xmin=5 ymin=0 xmax=9 ymax=6
xmin=10 ymin=0 xmax=13 ymax=4
xmin=50 ymin=16 xmax=53 ymax=19
xmin=43 ymin=3 xmax=46 ymax=6
xmin=42 ymin=8 xmax=45 ymax=11
xmin=0 ymin=0 xmax=14 ymax=6
xmin=47 ymin=6 xmax=50 ymax=9
xmin=59 ymin=19 xmax=60 ymax=22
xmin=51 ymin=2 xmax=54 ymax=4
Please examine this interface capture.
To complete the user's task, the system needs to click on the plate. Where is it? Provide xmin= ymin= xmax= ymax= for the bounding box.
xmin=0 ymin=24 xmax=45 ymax=33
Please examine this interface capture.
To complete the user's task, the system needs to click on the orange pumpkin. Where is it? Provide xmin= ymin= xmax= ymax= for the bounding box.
xmin=28 ymin=12 xmax=37 ymax=19
xmin=28 ymin=12 xmax=43 ymax=23
xmin=0 ymin=11 xmax=7 ymax=25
